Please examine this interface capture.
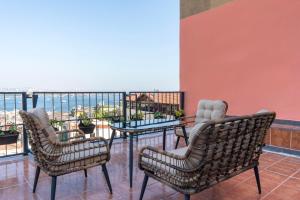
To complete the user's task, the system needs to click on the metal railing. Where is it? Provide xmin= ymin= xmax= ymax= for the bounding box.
xmin=0 ymin=92 xmax=28 ymax=157
xmin=128 ymin=91 xmax=184 ymax=124
xmin=0 ymin=91 xmax=184 ymax=157
xmin=32 ymin=92 xmax=126 ymax=141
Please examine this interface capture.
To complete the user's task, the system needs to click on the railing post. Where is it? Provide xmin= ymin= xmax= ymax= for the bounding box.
xmin=32 ymin=94 xmax=39 ymax=108
xmin=180 ymin=92 xmax=185 ymax=110
xmin=22 ymin=92 xmax=29 ymax=155
xmin=122 ymin=92 xmax=127 ymax=126
xmin=129 ymin=92 xmax=132 ymax=122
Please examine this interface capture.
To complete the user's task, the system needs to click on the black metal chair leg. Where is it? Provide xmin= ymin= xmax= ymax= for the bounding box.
xmin=139 ymin=174 xmax=149 ymax=200
xmin=175 ymin=136 xmax=180 ymax=149
xmin=102 ymin=164 xmax=112 ymax=194
xmin=84 ymin=169 xmax=87 ymax=178
xmin=129 ymin=134 xmax=133 ymax=188
xmin=184 ymin=194 xmax=190 ymax=200
xmin=136 ymin=135 xmax=139 ymax=142
xmin=181 ymin=126 xmax=189 ymax=146
xmin=51 ymin=176 xmax=57 ymax=200
xmin=162 ymin=129 xmax=167 ymax=150
xmin=33 ymin=166 xmax=40 ymax=193
xmin=254 ymin=165 xmax=262 ymax=194
xmin=109 ymin=130 xmax=116 ymax=150
xmin=123 ymin=132 xmax=128 ymax=140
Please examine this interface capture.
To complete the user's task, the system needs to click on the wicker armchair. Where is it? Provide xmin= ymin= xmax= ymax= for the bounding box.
xmin=175 ymin=99 xmax=228 ymax=148
xmin=19 ymin=108 xmax=112 ymax=200
xmin=139 ymin=111 xmax=276 ymax=200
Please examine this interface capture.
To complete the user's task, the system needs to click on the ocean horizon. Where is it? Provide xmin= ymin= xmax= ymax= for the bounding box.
xmin=0 ymin=93 xmax=122 ymax=113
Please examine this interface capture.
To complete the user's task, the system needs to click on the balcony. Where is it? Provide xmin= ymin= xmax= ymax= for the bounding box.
xmin=0 ymin=91 xmax=299 ymax=200
xmin=1 ymin=0 xmax=300 ymax=199
xmin=0 ymin=91 xmax=184 ymax=157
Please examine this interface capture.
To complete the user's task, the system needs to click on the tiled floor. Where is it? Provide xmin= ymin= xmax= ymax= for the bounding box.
xmin=1 ymin=133 xmax=300 ymax=200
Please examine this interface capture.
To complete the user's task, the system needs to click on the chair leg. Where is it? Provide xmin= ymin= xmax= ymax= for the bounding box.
xmin=102 ymin=164 xmax=112 ymax=194
xmin=139 ymin=174 xmax=149 ymax=200
xmin=84 ymin=169 xmax=87 ymax=178
xmin=51 ymin=176 xmax=57 ymax=200
xmin=254 ymin=165 xmax=262 ymax=194
xmin=33 ymin=166 xmax=40 ymax=193
xmin=123 ymin=132 xmax=128 ymax=140
xmin=175 ymin=136 xmax=180 ymax=149
xmin=184 ymin=194 xmax=190 ymax=200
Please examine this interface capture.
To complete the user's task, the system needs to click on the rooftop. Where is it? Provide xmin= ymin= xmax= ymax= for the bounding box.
xmin=1 ymin=133 xmax=299 ymax=200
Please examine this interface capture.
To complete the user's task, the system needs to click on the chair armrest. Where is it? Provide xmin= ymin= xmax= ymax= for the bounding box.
xmin=139 ymin=146 xmax=203 ymax=173
xmin=56 ymin=129 xmax=86 ymax=141
xmin=56 ymin=129 xmax=85 ymax=136
xmin=138 ymin=146 xmax=189 ymax=172
xmin=42 ymin=137 xmax=109 ymax=157
xmin=140 ymin=146 xmax=186 ymax=160
xmin=55 ymin=135 xmax=107 ymax=146
xmin=179 ymin=115 xmax=196 ymax=125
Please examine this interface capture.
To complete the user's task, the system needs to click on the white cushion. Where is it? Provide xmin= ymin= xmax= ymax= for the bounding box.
xmin=188 ymin=122 xmax=206 ymax=144
xmin=175 ymin=127 xmax=193 ymax=137
xmin=28 ymin=108 xmax=58 ymax=143
xmin=195 ymin=100 xmax=227 ymax=124
xmin=168 ymin=147 xmax=188 ymax=156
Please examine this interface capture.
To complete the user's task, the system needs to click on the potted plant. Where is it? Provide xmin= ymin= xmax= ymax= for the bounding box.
xmin=153 ymin=111 xmax=165 ymax=119
xmin=0 ymin=122 xmax=20 ymax=145
xmin=130 ymin=111 xmax=144 ymax=121
xmin=110 ymin=116 xmax=125 ymax=123
xmin=94 ymin=107 xmax=121 ymax=120
xmin=49 ymin=119 xmax=64 ymax=131
xmin=78 ymin=112 xmax=95 ymax=134
xmin=70 ymin=108 xmax=76 ymax=117
xmin=174 ymin=109 xmax=185 ymax=119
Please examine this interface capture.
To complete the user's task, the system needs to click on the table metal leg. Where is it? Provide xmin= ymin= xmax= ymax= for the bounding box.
xmin=163 ymin=128 xmax=166 ymax=150
xmin=109 ymin=130 xmax=116 ymax=150
xmin=129 ymin=134 xmax=133 ymax=188
xmin=136 ymin=135 xmax=139 ymax=142
xmin=123 ymin=131 xmax=128 ymax=140
xmin=181 ymin=126 xmax=189 ymax=146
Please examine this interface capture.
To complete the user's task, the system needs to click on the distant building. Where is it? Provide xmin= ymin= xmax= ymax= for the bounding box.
xmin=126 ymin=93 xmax=181 ymax=115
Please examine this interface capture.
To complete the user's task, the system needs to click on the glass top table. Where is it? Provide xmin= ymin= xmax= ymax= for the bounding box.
xmin=110 ymin=118 xmax=189 ymax=132
xmin=109 ymin=119 xmax=191 ymax=188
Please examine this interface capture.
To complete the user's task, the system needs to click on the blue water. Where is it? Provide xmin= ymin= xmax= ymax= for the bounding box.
xmin=0 ymin=93 xmax=123 ymax=112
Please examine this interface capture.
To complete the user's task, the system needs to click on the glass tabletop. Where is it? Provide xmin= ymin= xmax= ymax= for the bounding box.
xmin=109 ymin=118 xmax=188 ymax=132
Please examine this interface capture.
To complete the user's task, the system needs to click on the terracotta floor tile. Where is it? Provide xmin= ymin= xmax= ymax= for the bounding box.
xmin=168 ymin=192 xmax=184 ymax=200
xmin=148 ymin=182 xmax=177 ymax=196
xmin=191 ymin=186 xmax=233 ymax=200
xmin=263 ymin=194 xmax=288 ymax=200
xmin=282 ymin=177 xmax=300 ymax=190
xmin=212 ymin=178 xmax=240 ymax=192
xmin=264 ymin=185 xmax=300 ymax=199
xmin=259 ymin=156 xmax=279 ymax=170
xmin=60 ymin=195 xmax=82 ymax=200
xmin=260 ymin=152 xmax=286 ymax=162
xmin=266 ymin=158 xmax=300 ymax=176
xmin=226 ymin=184 xmax=264 ymax=200
xmin=229 ymin=170 xmax=254 ymax=183
xmin=0 ymin=184 xmax=40 ymax=200
xmin=243 ymin=170 xmax=287 ymax=193
xmin=0 ymin=134 xmax=300 ymax=200
xmin=292 ymin=170 xmax=300 ymax=179
xmin=0 ymin=176 xmax=27 ymax=189
xmin=80 ymin=190 xmax=115 ymax=200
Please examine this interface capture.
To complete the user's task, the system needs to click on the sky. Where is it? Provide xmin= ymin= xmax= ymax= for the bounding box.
xmin=0 ymin=0 xmax=179 ymax=91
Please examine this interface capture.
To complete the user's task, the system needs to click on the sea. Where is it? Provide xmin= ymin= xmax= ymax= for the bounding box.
xmin=0 ymin=93 xmax=123 ymax=113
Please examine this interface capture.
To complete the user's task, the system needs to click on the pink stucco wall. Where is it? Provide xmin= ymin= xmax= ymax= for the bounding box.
xmin=180 ymin=0 xmax=300 ymax=120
